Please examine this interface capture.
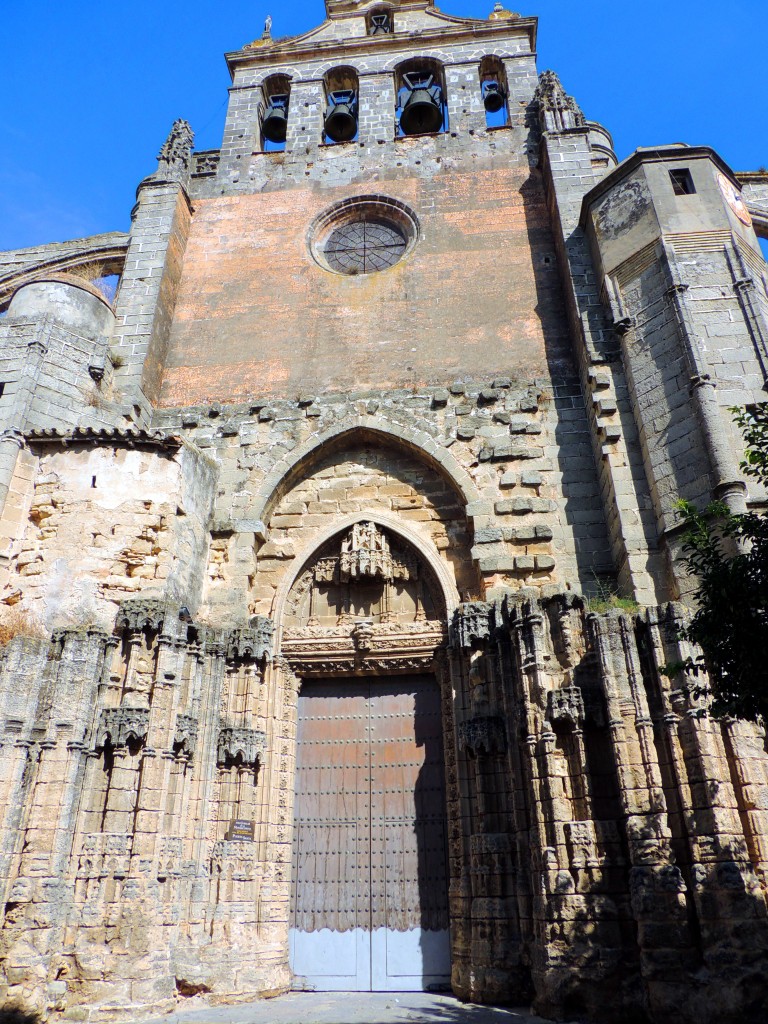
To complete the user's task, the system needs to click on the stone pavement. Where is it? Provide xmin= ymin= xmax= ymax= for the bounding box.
xmin=137 ymin=992 xmax=569 ymax=1024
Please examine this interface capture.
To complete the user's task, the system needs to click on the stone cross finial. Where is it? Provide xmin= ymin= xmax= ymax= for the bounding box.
xmin=156 ymin=118 xmax=195 ymax=182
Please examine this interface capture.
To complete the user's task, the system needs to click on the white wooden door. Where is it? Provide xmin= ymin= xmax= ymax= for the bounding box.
xmin=289 ymin=676 xmax=450 ymax=991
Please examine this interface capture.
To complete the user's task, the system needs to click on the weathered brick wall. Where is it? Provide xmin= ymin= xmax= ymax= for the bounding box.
xmin=161 ymin=165 xmax=571 ymax=404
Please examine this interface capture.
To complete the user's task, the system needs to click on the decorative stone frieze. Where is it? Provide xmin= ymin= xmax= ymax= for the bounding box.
xmin=115 ymin=598 xmax=167 ymax=635
xmin=77 ymin=832 xmax=133 ymax=879
xmin=226 ymin=619 xmax=274 ymax=661
xmin=281 ymin=620 xmax=447 ymax=675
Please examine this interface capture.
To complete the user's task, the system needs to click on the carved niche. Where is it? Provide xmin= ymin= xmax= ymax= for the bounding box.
xmin=285 ymin=522 xmax=434 ymax=628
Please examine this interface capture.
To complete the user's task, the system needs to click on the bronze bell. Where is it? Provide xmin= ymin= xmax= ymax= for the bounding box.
xmin=399 ymin=72 xmax=443 ymax=136
xmin=262 ymin=93 xmax=289 ymax=144
xmin=324 ymin=90 xmax=358 ymax=143
xmin=483 ymin=81 xmax=506 ymax=114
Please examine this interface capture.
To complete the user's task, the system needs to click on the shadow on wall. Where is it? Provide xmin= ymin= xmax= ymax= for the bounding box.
xmin=0 ymin=1008 xmax=42 ymax=1024
xmin=518 ymin=173 xmax=620 ymax=591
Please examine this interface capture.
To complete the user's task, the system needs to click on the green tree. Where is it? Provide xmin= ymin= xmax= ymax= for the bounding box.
xmin=672 ymin=405 xmax=768 ymax=723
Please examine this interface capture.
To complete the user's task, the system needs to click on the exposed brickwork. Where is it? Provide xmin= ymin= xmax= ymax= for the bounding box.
xmin=161 ymin=168 xmax=569 ymax=404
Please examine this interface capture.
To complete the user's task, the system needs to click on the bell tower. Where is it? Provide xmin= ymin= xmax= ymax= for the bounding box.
xmin=152 ymin=1 xmax=561 ymax=407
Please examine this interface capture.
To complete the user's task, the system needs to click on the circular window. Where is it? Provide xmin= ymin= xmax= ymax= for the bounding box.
xmin=309 ymin=195 xmax=419 ymax=276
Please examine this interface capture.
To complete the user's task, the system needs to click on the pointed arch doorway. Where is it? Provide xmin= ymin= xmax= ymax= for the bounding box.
xmin=281 ymin=519 xmax=455 ymax=992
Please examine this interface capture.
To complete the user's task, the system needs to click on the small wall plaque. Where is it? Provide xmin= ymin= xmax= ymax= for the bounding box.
xmin=226 ymin=818 xmax=255 ymax=842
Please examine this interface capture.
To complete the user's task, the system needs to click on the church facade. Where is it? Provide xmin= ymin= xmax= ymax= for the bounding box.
xmin=1 ymin=1 xmax=768 ymax=1020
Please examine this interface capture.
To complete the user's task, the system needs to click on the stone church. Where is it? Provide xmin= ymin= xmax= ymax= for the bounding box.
xmin=1 ymin=1 xmax=768 ymax=1020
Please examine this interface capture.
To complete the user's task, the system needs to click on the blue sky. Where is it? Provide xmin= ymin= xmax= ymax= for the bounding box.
xmin=0 ymin=0 xmax=766 ymax=252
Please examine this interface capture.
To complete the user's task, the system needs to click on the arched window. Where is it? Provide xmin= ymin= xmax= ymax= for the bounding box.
xmin=479 ymin=56 xmax=509 ymax=129
xmin=323 ymin=67 xmax=359 ymax=145
xmin=260 ymin=73 xmax=292 ymax=151
xmin=395 ymin=58 xmax=447 ymax=137
xmin=367 ymin=6 xmax=393 ymax=35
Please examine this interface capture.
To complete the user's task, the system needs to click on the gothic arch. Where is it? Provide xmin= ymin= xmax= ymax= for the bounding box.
xmin=249 ymin=415 xmax=481 ymax=531
xmin=271 ymin=508 xmax=460 ymax=640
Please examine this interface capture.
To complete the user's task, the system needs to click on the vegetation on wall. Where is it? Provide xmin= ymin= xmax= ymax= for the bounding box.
xmin=669 ymin=405 xmax=768 ymax=722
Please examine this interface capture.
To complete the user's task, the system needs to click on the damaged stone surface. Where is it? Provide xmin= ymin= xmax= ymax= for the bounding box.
xmin=1 ymin=0 xmax=768 ymax=1022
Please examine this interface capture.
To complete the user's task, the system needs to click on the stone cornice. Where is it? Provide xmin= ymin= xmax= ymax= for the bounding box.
xmin=225 ymin=16 xmax=537 ymax=75
xmin=26 ymin=426 xmax=184 ymax=454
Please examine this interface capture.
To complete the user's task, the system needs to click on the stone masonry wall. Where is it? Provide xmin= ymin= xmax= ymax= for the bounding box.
xmin=151 ymin=378 xmax=615 ymax=620
xmin=0 ymin=437 xmax=216 ymax=631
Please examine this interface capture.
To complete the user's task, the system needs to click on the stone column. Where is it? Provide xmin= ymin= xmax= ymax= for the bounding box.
xmin=590 ymin=611 xmax=696 ymax=1020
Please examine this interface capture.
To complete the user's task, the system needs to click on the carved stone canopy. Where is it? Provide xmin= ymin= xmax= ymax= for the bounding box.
xmin=340 ymin=521 xmax=394 ymax=581
xmin=217 ymin=727 xmax=267 ymax=769
xmin=96 ymin=707 xmax=150 ymax=751
xmin=547 ymin=686 xmax=585 ymax=730
xmin=286 ymin=522 xmax=438 ymax=629
xmin=452 ymin=602 xmax=492 ymax=649
xmin=173 ymin=714 xmax=199 ymax=759
xmin=458 ymin=714 xmax=507 ymax=757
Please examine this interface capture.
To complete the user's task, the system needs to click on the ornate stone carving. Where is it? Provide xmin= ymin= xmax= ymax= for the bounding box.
xmin=351 ymin=619 xmax=374 ymax=652
xmin=314 ymin=557 xmax=338 ymax=583
xmin=211 ymin=840 xmax=256 ymax=880
xmin=216 ymin=727 xmax=266 ymax=768
xmin=548 ymin=686 xmax=585 ymax=729
xmin=115 ymin=598 xmax=166 ymax=635
xmin=340 ymin=521 xmax=394 ymax=580
xmin=281 ymin=620 xmax=446 ymax=675
xmin=452 ymin=602 xmax=492 ymax=649
xmin=96 ymin=707 xmax=150 ymax=750
xmin=534 ymin=70 xmax=585 ymax=133
xmin=156 ymin=118 xmax=194 ymax=181
xmin=458 ymin=715 xmax=506 ymax=756
xmin=173 ymin=714 xmax=198 ymax=758
xmin=77 ymin=833 xmax=133 ymax=879
xmin=226 ymin=619 xmax=274 ymax=662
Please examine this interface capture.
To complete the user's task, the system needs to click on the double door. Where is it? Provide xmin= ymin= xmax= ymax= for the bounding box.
xmin=290 ymin=676 xmax=450 ymax=991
